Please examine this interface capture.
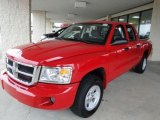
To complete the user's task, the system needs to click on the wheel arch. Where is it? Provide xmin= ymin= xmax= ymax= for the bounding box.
xmin=144 ymin=49 xmax=149 ymax=58
xmin=80 ymin=67 xmax=108 ymax=89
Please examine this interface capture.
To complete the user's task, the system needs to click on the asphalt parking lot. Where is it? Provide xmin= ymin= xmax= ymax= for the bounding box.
xmin=0 ymin=61 xmax=160 ymax=120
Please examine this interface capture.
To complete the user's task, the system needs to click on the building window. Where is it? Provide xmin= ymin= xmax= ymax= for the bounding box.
xmin=139 ymin=10 xmax=152 ymax=39
xmin=111 ymin=9 xmax=153 ymax=40
xmin=128 ymin=13 xmax=140 ymax=31
xmin=119 ymin=15 xmax=127 ymax=22
xmin=112 ymin=17 xmax=118 ymax=22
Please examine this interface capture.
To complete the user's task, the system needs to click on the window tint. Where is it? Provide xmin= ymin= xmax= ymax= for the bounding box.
xmin=111 ymin=25 xmax=127 ymax=44
xmin=127 ymin=25 xmax=136 ymax=42
xmin=58 ymin=23 xmax=111 ymax=44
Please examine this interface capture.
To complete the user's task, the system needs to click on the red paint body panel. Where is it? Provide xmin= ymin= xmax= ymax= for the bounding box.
xmin=0 ymin=21 xmax=152 ymax=110
xmin=1 ymin=71 xmax=79 ymax=109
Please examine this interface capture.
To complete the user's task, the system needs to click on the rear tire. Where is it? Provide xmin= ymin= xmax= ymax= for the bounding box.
xmin=71 ymin=74 xmax=103 ymax=118
xmin=134 ymin=55 xmax=147 ymax=73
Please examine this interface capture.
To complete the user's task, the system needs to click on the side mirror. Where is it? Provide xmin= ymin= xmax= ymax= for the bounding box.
xmin=111 ymin=39 xmax=128 ymax=45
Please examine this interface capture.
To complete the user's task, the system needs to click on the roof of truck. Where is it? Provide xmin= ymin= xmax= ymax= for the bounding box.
xmin=77 ymin=20 xmax=128 ymax=25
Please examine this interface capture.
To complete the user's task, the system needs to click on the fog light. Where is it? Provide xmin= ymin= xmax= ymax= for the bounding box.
xmin=50 ymin=97 xmax=55 ymax=103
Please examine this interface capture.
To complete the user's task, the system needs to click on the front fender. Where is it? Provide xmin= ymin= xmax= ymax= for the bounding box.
xmin=70 ymin=52 xmax=109 ymax=88
xmin=40 ymin=51 xmax=109 ymax=88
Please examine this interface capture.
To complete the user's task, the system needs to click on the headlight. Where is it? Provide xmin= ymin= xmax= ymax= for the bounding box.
xmin=39 ymin=67 xmax=72 ymax=84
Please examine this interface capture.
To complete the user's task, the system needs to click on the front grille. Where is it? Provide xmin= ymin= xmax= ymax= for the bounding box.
xmin=18 ymin=73 xmax=32 ymax=83
xmin=6 ymin=58 xmax=41 ymax=86
xmin=18 ymin=64 xmax=34 ymax=74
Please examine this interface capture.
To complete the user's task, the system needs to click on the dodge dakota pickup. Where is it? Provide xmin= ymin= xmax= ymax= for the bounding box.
xmin=0 ymin=21 xmax=152 ymax=118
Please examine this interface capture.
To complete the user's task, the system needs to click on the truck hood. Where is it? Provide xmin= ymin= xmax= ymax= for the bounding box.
xmin=6 ymin=40 xmax=106 ymax=65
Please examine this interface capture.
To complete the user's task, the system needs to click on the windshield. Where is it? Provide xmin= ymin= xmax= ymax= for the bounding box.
xmin=58 ymin=23 xmax=111 ymax=44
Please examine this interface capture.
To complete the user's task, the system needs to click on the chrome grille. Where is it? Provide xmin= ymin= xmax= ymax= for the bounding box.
xmin=6 ymin=58 xmax=41 ymax=86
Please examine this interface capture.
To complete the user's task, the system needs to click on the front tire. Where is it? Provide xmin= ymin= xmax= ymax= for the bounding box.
xmin=71 ymin=75 xmax=103 ymax=118
xmin=134 ymin=55 xmax=147 ymax=73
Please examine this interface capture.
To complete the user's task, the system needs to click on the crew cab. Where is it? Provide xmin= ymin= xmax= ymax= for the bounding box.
xmin=0 ymin=21 xmax=152 ymax=118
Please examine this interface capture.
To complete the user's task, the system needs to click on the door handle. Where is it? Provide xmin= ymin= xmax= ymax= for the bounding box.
xmin=137 ymin=44 xmax=140 ymax=48
xmin=124 ymin=47 xmax=130 ymax=51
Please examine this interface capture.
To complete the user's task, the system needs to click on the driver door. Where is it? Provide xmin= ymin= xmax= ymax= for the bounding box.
xmin=108 ymin=25 xmax=131 ymax=81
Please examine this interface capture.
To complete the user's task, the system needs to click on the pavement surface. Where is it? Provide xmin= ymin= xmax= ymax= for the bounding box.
xmin=0 ymin=60 xmax=160 ymax=120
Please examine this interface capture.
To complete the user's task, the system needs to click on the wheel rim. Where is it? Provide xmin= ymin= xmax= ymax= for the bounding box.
xmin=142 ymin=58 xmax=147 ymax=70
xmin=85 ymin=85 xmax=101 ymax=111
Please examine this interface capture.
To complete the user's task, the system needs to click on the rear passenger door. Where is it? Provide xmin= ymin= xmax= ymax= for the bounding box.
xmin=108 ymin=25 xmax=131 ymax=81
xmin=126 ymin=25 xmax=140 ymax=66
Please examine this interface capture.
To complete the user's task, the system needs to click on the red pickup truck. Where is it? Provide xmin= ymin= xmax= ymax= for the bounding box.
xmin=0 ymin=21 xmax=152 ymax=118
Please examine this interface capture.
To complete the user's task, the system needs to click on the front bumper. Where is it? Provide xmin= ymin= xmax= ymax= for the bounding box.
xmin=0 ymin=71 xmax=79 ymax=110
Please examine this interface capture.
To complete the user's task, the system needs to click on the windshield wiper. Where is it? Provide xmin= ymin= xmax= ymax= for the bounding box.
xmin=76 ymin=39 xmax=93 ymax=44
xmin=55 ymin=37 xmax=95 ymax=44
